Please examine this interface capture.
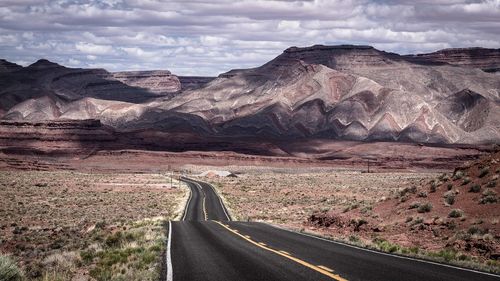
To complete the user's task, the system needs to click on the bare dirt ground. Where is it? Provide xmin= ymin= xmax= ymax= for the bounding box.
xmin=0 ymin=171 xmax=187 ymax=280
xmin=204 ymin=167 xmax=436 ymax=227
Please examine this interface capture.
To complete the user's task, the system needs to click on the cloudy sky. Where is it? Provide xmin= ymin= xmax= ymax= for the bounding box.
xmin=0 ymin=0 xmax=499 ymax=76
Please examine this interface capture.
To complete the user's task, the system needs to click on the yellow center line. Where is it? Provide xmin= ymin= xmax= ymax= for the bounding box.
xmin=213 ymin=221 xmax=347 ymax=281
xmin=279 ymin=250 xmax=291 ymax=255
xmin=318 ymin=265 xmax=334 ymax=272
xmin=203 ymin=196 xmax=207 ymax=221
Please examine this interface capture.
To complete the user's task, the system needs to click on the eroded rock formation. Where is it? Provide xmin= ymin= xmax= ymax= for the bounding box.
xmin=1 ymin=45 xmax=499 ymax=151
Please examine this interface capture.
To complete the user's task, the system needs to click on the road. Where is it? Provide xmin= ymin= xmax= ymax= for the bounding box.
xmin=164 ymin=177 xmax=500 ymax=281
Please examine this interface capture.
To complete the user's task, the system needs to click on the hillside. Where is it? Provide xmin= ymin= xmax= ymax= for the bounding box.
xmin=309 ymin=150 xmax=500 ymax=268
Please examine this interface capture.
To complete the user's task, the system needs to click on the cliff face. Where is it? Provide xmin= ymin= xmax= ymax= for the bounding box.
xmin=405 ymin=47 xmax=500 ymax=73
xmin=178 ymin=76 xmax=215 ymax=90
xmin=111 ymin=71 xmax=181 ymax=95
xmin=0 ymin=119 xmax=117 ymax=155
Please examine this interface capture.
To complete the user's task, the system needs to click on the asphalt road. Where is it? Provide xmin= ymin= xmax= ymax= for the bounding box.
xmin=164 ymin=177 xmax=500 ymax=281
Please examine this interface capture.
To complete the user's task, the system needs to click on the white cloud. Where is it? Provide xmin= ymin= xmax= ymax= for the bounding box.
xmin=75 ymin=42 xmax=115 ymax=55
xmin=68 ymin=58 xmax=81 ymax=65
xmin=0 ymin=0 xmax=498 ymax=76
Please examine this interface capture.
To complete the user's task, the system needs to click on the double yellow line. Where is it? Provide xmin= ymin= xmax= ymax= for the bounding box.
xmin=214 ymin=221 xmax=347 ymax=281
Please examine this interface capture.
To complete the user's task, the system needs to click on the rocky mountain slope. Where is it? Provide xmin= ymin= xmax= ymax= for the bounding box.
xmin=178 ymin=76 xmax=215 ymax=91
xmin=160 ymin=45 xmax=500 ymax=144
xmin=406 ymin=47 xmax=500 ymax=73
xmin=1 ymin=45 xmax=499 ymax=149
xmin=0 ymin=59 xmax=182 ymax=116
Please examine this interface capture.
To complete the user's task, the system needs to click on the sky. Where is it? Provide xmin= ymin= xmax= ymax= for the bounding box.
xmin=0 ymin=0 xmax=499 ymax=76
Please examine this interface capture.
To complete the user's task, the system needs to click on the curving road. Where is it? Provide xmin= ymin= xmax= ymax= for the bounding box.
xmin=163 ymin=177 xmax=500 ymax=281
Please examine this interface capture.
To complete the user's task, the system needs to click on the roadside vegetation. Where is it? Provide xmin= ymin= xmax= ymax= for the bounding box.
xmin=0 ymin=171 xmax=187 ymax=280
xmin=306 ymin=151 xmax=500 ymax=274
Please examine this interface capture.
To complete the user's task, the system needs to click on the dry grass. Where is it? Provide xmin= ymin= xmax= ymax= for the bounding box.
xmin=0 ymin=170 xmax=187 ymax=280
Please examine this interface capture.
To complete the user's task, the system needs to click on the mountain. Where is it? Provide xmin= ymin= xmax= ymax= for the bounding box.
xmin=0 ymin=59 xmax=184 ymax=116
xmin=159 ymin=45 xmax=500 ymax=144
xmin=1 ymin=45 xmax=499 ymax=151
xmin=0 ymin=59 xmax=22 ymax=73
xmin=405 ymin=47 xmax=500 ymax=73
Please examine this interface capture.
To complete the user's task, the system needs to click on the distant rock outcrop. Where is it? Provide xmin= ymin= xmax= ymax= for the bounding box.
xmin=178 ymin=76 xmax=215 ymax=90
xmin=406 ymin=47 xmax=500 ymax=73
xmin=111 ymin=70 xmax=181 ymax=94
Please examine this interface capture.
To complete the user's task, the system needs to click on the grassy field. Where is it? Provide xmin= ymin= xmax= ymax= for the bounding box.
xmin=0 ymin=171 xmax=187 ymax=280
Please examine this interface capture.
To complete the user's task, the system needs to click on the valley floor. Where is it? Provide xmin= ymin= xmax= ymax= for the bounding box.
xmin=0 ymin=149 xmax=498 ymax=279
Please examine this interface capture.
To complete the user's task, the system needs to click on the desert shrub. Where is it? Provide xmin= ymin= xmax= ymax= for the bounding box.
xmin=80 ymin=250 xmax=95 ymax=265
xmin=480 ymin=189 xmax=497 ymax=204
xmin=409 ymin=202 xmax=421 ymax=209
xmin=105 ymin=231 xmax=123 ymax=248
xmin=443 ymin=191 xmax=456 ymax=205
xmin=348 ymin=235 xmax=360 ymax=243
xmin=469 ymin=184 xmax=481 ymax=193
xmin=417 ymin=202 xmax=432 ymax=213
xmin=431 ymin=249 xmax=457 ymax=262
xmin=462 ymin=177 xmax=472 ymax=185
xmin=373 ymin=238 xmax=400 ymax=253
xmin=418 ymin=191 xmax=428 ymax=198
xmin=479 ymin=167 xmax=489 ymax=178
xmin=350 ymin=218 xmax=368 ymax=231
xmin=430 ymin=180 xmax=439 ymax=192
xmin=448 ymin=209 xmax=463 ymax=218
xmin=487 ymin=181 xmax=496 ymax=188
xmin=446 ymin=183 xmax=453 ymax=190
xmin=42 ymin=252 xmax=79 ymax=277
xmin=439 ymin=173 xmax=449 ymax=182
xmin=342 ymin=203 xmax=359 ymax=213
xmin=453 ymin=170 xmax=464 ymax=180
xmin=479 ymin=196 xmax=498 ymax=204
xmin=467 ymin=226 xmax=485 ymax=235
xmin=360 ymin=205 xmax=373 ymax=214
xmin=0 ymin=255 xmax=23 ymax=281
xmin=399 ymin=186 xmax=417 ymax=197
xmin=405 ymin=217 xmax=413 ymax=223
xmin=447 ymin=220 xmax=457 ymax=230
xmin=482 ymin=189 xmax=496 ymax=197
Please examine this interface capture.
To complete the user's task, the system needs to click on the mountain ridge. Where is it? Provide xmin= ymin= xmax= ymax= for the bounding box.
xmin=1 ymin=44 xmax=499 ymax=149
